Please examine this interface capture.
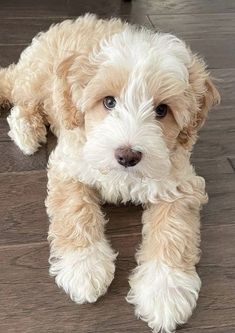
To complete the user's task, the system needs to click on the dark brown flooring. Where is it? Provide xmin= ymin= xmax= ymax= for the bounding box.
xmin=0 ymin=1 xmax=235 ymax=332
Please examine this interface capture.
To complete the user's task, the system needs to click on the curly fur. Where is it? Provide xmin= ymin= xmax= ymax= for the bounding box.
xmin=0 ymin=14 xmax=220 ymax=333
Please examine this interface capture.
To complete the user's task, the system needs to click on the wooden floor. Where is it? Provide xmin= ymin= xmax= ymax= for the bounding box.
xmin=0 ymin=1 xmax=235 ymax=332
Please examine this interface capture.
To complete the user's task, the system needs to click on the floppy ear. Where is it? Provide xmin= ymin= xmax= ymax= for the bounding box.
xmin=54 ymin=54 xmax=97 ymax=130
xmin=178 ymin=55 xmax=220 ymax=147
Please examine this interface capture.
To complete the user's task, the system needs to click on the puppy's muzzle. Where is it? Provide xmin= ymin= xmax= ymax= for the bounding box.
xmin=115 ymin=147 xmax=142 ymax=168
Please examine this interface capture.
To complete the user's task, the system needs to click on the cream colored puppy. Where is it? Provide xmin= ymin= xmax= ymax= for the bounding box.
xmin=0 ymin=14 xmax=219 ymax=333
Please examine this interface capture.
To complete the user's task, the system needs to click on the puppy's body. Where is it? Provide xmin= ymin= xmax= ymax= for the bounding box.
xmin=0 ymin=14 xmax=219 ymax=333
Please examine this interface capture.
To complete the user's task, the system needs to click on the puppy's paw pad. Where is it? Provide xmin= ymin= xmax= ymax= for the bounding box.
xmin=50 ymin=240 xmax=117 ymax=304
xmin=127 ymin=261 xmax=201 ymax=333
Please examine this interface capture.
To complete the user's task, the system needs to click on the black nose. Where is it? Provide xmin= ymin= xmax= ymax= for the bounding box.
xmin=115 ymin=147 xmax=142 ymax=167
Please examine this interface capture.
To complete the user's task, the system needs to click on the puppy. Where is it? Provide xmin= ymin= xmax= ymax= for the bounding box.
xmin=0 ymin=14 xmax=220 ymax=333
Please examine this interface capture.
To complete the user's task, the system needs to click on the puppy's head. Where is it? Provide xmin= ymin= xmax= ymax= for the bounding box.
xmin=60 ymin=27 xmax=220 ymax=181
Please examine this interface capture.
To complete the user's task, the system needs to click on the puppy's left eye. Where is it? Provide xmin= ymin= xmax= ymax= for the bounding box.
xmin=103 ymin=96 xmax=116 ymax=110
xmin=155 ymin=104 xmax=168 ymax=118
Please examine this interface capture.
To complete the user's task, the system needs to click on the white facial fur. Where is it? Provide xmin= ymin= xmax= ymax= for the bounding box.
xmin=98 ymin=27 xmax=191 ymax=81
xmin=82 ymin=86 xmax=171 ymax=182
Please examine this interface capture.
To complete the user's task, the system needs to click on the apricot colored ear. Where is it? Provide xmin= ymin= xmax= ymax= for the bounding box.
xmin=178 ymin=56 xmax=220 ymax=148
xmin=197 ymin=77 xmax=220 ymax=129
xmin=54 ymin=54 xmax=85 ymax=130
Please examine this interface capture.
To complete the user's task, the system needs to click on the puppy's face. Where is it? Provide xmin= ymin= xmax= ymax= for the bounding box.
xmin=82 ymin=68 xmax=182 ymax=181
xmin=66 ymin=29 xmax=219 ymax=181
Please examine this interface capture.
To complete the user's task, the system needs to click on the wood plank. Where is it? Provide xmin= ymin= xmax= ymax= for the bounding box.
xmin=190 ymin=69 xmax=235 ymax=159
xmin=200 ymin=224 xmax=235 ymax=267
xmin=68 ymin=0 xmax=128 ymax=18
xmin=201 ymin=193 xmax=235 ymax=227
xmin=120 ymin=14 xmax=153 ymax=28
xmin=193 ymin=130 xmax=235 ymax=160
xmin=183 ymin=327 xmax=235 ymax=333
xmin=0 ymin=171 xmax=48 ymax=246
xmin=122 ymin=0 xmax=235 ymax=15
xmin=228 ymin=157 xmax=235 ymax=172
xmin=0 ymin=119 xmax=11 ymax=141
xmin=0 ymin=18 xmax=65 ymax=45
xmin=186 ymin=38 xmax=235 ymax=69
xmin=211 ymin=69 xmax=235 ymax=105
xmin=149 ymin=13 xmax=235 ymax=39
xmin=0 ymin=142 xmax=47 ymax=173
xmin=188 ymin=158 xmax=235 ymax=226
xmin=0 ymin=45 xmax=27 ymax=67
xmin=192 ymin=156 xmax=234 ymax=176
xmin=203 ymin=109 xmax=235 ymax=132
xmin=0 ymin=0 xmax=68 ymax=18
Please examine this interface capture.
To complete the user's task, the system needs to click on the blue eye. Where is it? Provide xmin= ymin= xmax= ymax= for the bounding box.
xmin=103 ymin=96 xmax=116 ymax=110
xmin=155 ymin=104 xmax=168 ymax=118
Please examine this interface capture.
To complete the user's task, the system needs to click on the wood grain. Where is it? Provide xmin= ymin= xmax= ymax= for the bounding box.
xmin=228 ymin=157 xmax=235 ymax=172
xmin=0 ymin=0 xmax=68 ymax=18
xmin=130 ymin=0 xmax=235 ymax=15
xmin=211 ymin=69 xmax=235 ymax=104
xmin=149 ymin=13 xmax=235 ymax=39
xmin=0 ymin=171 xmax=48 ymax=245
xmin=0 ymin=18 xmax=65 ymax=45
xmin=68 ymin=0 xmax=126 ymax=17
xmin=0 ymin=142 xmax=47 ymax=173
xmin=187 ymin=39 xmax=235 ymax=69
xmin=0 ymin=45 xmax=27 ymax=67
xmin=0 ymin=119 xmax=11 ymax=141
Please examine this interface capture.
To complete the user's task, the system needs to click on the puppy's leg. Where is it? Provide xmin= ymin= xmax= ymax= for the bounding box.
xmin=1 ymin=64 xmax=47 ymax=155
xmin=46 ymin=164 xmax=116 ymax=304
xmin=7 ymin=104 xmax=47 ymax=155
xmin=127 ymin=183 xmax=207 ymax=332
xmin=0 ymin=67 xmax=14 ymax=111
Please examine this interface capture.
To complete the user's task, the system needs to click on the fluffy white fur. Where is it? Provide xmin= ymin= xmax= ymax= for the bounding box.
xmin=0 ymin=14 xmax=220 ymax=333
xmin=49 ymin=239 xmax=117 ymax=303
xmin=127 ymin=261 xmax=201 ymax=333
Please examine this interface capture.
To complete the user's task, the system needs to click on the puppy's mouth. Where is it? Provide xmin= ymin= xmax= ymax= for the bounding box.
xmin=99 ymin=166 xmax=112 ymax=175
xmin=97 ymin=164 xmax=169 ymax=182
xmin=98 ymin=165 xmax=141 ymax=176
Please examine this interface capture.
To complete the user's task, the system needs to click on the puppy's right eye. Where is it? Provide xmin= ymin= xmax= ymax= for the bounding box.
xmin=103 ymin=96 xmax=116 ymax=110
xmin=155 ymin=104 xmax=168 ymax=118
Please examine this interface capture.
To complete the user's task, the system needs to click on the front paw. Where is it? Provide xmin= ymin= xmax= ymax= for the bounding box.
xmin=7 ymin=106 xmax=47 ymax=155
xmin=127 ymin=261 xmax=201 ymax=333
xmin=49 ymin=240 xmax=117 ymax=304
